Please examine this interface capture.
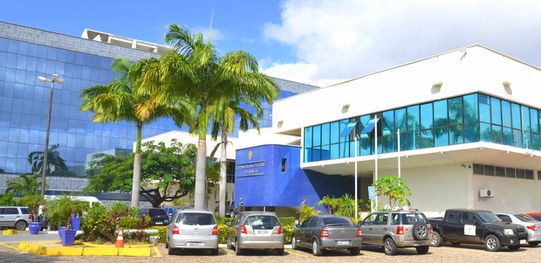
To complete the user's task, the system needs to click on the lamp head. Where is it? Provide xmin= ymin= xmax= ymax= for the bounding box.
xmin=38 ymin=76 xmax=47 ymax=82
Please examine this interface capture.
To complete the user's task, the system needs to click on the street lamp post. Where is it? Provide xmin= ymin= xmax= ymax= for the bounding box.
xmin=37 ymin=74 xmax=64 ymax=204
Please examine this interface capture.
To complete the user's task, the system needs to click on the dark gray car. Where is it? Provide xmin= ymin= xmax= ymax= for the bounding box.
xmin=361 ymin=210 xmax=431 ymax=255
xmin=292 ymin=215 xmax=362 ymax=256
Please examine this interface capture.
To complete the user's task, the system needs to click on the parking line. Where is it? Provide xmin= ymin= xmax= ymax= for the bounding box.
xmin=153 ymin=246 xmax=162 ymax=257
xmin=286 ymin=249 xmax=309 ymax=258
xmin=0 ymin=242 xmax=18 ymax=251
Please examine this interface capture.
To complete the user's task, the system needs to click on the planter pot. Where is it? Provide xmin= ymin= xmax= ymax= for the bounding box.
xmin=59 ymin=227 xmax=77 ymax=246
xmin=29 ymin=222 xmax=42 ymax=235
xmin=70 ymin=217 xmax=81 ymax=230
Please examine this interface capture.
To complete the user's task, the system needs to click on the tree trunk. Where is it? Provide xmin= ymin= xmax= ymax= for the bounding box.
xmin=194 ymin=137 xmax=207 ymax=209
xmin=219 ymin=131 xmax=227 ymax=217
xmin=131 ymin=123 xmax=143 ymax=208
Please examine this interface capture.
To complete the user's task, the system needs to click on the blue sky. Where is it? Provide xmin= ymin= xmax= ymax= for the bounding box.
xmin=2 ymin=0 xmax=541 ymax=86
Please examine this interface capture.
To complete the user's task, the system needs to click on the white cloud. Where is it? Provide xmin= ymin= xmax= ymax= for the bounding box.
xmin=263 ymin=0 xmax=541 ymax=86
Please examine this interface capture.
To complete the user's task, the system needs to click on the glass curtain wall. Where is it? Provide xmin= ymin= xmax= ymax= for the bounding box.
xmin=304 ymin=93 xmax=541 ymax=163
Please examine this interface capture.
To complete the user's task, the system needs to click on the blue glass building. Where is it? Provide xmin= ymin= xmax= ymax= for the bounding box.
xmin=0 ymin=22 xmax=317 ymax=185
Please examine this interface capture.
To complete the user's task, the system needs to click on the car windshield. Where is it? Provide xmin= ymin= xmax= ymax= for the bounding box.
xmin=515 ymin=214 xmax=538 ymax=222
xmin=245 ymin=215 xmax=280 ymax=229
xmin=477 ymin=211 xmax=501 ymax=223
xmin=177 ymin=213 xmax=216 ymax=225
xmin=322 ymin=217 xmax=352 ymax=226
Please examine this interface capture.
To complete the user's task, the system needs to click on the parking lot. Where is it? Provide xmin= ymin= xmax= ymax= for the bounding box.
xmin=1 ymin=235 xmax=541 ymax=263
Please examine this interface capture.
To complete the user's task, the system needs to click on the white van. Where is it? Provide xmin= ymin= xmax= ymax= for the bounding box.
xmin=43 ymin=195 xmax=103 ymax=208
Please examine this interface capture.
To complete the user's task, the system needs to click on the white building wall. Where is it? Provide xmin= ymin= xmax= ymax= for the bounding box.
xmin=273 ymin=45 xmax=541 ymax=132
xmin=473 ymin=174 xmax=541 ymax=213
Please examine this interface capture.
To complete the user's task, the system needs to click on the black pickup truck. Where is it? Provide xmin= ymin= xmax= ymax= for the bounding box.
xmin=429 ymin=209 xmax=528 ymax=251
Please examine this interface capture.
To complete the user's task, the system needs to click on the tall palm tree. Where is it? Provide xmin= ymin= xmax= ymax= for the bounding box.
xmin=209 ymin=81 xmax=277 ymax=216
xmin=139 ymin=24 xmax=278 ymax=209
xmin=81 ymin=58 xmax=179 ymax=207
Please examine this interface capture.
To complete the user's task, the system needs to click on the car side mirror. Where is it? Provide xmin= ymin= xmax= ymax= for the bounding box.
xmin=226 ymin=222 xmax=231 ymax=226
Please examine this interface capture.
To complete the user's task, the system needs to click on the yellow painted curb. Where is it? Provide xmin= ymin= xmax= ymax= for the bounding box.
xmin=18 ymin=242 xmax=45 ymax=255
xmin=118 ymin=247 xmax=151 ymax=256
xmin=82 ymin=242 xmax=154 ymax=248
xmin=83 ymin=246 xmax=119 ymax=256
xmin=2 ymin=229 xmax=17 ymax=235
xmin=45 ymin=247 xmax=83 ymax=256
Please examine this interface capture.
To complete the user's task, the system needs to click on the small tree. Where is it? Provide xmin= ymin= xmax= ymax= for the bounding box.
xmin=373 ymin=176 xmax=412 ymax=210
xmin=296 ymin=204 xmax=321 ymax=223
xmin=43 ymin=195 xmax=89 ymax=229
xmin=318 ymin=193 xmax=365 ymax=218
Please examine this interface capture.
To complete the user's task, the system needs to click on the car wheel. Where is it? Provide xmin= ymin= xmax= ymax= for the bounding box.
xmin=312 ymin=239 xmax=323 ymax=256
xmin=508 ymin=245 xmax=521 ymax=251
xmin=484 ymin=235 xmax=501 ymax=252
xmin=416 ymin=245 xmax=429 ymax=254
xmin=413 ymin=223 xmax=429 ymax=240
xmin=235 ymin=240 xmax=243 ymax=255
xmin=430 ymin=232 xmax=442 ymax=247
xmin=349 ymin=247 xmax=361 ymax=255
xmin=291 ymin=235 xmax=298 ymax=250
xmin=528 ymin=241 xmax=539 ymax=247
xmin=15 ymin=220 xmax=27 ymax=231
xmin=276 ymin=248 xmax=284 ymax=255
xmin=384 ymin=238 xmax=398 ymax=255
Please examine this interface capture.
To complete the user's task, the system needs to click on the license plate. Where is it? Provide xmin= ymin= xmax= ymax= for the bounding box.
xmin=256 ymin=230 xmax=271 ymax=235
xmin=155 ymin=222 xmax=163 ymax=225
xmin=520 ymin=239 xmax=527 ymax=244
xmin=187 ymin=242 xmax=204 ymax=247
xmin=337 ymin=241 xmax=350 ymax=246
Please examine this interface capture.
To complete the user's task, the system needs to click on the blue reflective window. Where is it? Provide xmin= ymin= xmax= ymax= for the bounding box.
xmin=434 ymin=100 xmax=448 ymax=127
xmin=491 ymin=125 xmax=503 ymax=144
xmin=330 ymin=121 xmax=339 ymax=144
xmin=501 ymin=100 xmax=511 ymax=127
xmin=304 ymin=127 xmax=312 ymax=147
xmin=530 ymin=109 xmax=539 ymax=133
xmin=435 ymin=126 xmax=449 ymax=146
xmin=503 ymin=127 xmax=512 ymax=146
xmin=480 ymin=123 xmax=491 ymax=142
xmin=522 ymin=106 xmax=531 ymax=132
xmin=479 ymin=94 xmax=490 ymax=123
xmin=449 ymin=97 xmax=463 ymax=125
xmin=511 ymin=103 xmax=521 ymax=129
xmin=16 ymin=55 xmax=27 ymax=70
xmin=407 ymin=105 xmax=420 ymax=131
xmin=420 ymin=103 xmax=433 ymax=129
xmin=395 ymin=108 xmax=406 ymax=131
xmin=531 ymin=133 xmax=540 ymax=150
xmin=512 ymin=129 xmax=523 ymax=147
xmin=420 ymin=129 xmax=433 ymax=148
xmin=6 ymin=53 xmax=17 ymax=68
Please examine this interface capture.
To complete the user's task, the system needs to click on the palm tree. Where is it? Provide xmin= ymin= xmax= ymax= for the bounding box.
xmin=80 ymin=58 xmax=178 ymax=207
xmin=139 ymin=24 xmax=278 ymax=209
xmin=28 ymin=144 xmax=69 ymax=176
xmin=209 ymin=83 xmax=277 ymax=216
xmin=6 ymin=173 xmax=42 ymax=195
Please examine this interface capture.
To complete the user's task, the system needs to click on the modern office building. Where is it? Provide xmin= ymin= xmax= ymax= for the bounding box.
xmin=235 ymin=45 xmax=541 ymax=215
xmin=0 ymin=21 xmax=317 ymax=196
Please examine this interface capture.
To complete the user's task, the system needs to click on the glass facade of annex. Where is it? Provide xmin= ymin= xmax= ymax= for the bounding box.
xmin=0 ymin=36 xmax=292 ymax=175
xmin=304 ymin=93 xmax=541 ymax=162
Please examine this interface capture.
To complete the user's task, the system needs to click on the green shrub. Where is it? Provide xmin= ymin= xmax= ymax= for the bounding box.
xmin=279 ymin=217 xmax=296 ymax=244
xmin=149 ymin=226 xmax=167 ymax=243
xmin=80 ymin=204 xmax=115 ymax=242
xmin=217 ymin=222 xmax=231 ymax=244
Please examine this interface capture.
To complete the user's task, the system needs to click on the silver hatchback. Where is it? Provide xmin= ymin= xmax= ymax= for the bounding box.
xmin=165 ymin=209 xmax=219 ymax=255
xmin=0 ymin=206 xmax=33 ymax=230
xmin=227 ymin=211 xmax=284 ymax=255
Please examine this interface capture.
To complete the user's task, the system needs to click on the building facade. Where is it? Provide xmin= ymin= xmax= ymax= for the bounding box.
xmin=236 ymin=45 xmax=541 ymax=215
xmin=0 ymin=22 xmax=318 ymax=198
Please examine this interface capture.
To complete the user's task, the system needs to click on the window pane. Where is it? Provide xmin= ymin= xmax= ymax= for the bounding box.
xmin=420 ymin=103 xmax=433 ymax=129
xmin=530 ymin=109 xmax=539 ymax=133
xmin=395 ymin=108 xmax=406 ymax=131
xmin=480 ymin=122 xmax=491 ymax=142
xmin=449 ymin=97 xmax=463 ymax=125
xmin=420 ymin=129 xmax=433 ymax=148
xmin=512 ymin=103 xmax=521 ymax=129
xmin=464 ymin=123 xmax=479 ymax=143
xmin=321 ymin=123 xmax=330 ymax=147
xmin=433 ymin=100 xmax=448 ymax=127
xmin=522 ymin=106 xmax=531 ymax=132
xmin=450 ymin=125 xmax=463 ymax=145
xmin=304 ymin=127 xmax=312 ymax=147
xmin=313 ymin=125 xmax=321 ymax=146
xmin=490 ymin=97 xmax=501 ymax=125
xmin=491 ymin=125 xmax=502 ymax=144
xmin=435 ymin=126 xmax=449 ymax=146
xmin=407 ymin=105 xmax=420 ymax=131
xmin=330 ymin=121 xmax=339 ymax=144
xmin=503 ymin=127 xmax=513 ymax=146
xmin=502 ymin=100 xmax=511 ymax=127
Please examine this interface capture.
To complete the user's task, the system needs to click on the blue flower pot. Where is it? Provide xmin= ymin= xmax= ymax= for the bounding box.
xmin=29 ymin=222 xmax=41 ymax=235
xmin=70 ymin=217 xmax=80 ymax=231
xmin=59 ymin=227 xmax=77 ymax=246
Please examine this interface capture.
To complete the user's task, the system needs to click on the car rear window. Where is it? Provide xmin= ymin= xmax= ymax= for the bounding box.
xmin=177 ymin=213 xmax=216 ymax=225
xmin=392 ymin=213 xmax=429 ymax=225
xmin=245 ymin=215 xmax=280 ymax=229
xmin=21 ymin=208 xmax=30 ymax=214
xmin=148 ymin=209 xmax=167 ymax=216
xmin=322 ymin=217 xmax=352 ymax=226
xmin=515 ymin=214 xmax=538 ymax=222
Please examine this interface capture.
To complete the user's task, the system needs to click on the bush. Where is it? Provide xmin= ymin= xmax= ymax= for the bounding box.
xmin=280 ymin=217 xmax=295 ymax=244
xmin=149 ymin=226 xmax=167 ymax=243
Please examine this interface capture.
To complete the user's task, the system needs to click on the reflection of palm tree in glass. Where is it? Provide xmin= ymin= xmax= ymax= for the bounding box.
xmin=27 ymin=144 xmax=70 ymax=176
xmin=432 ymin=97 xmax=479 ymax=145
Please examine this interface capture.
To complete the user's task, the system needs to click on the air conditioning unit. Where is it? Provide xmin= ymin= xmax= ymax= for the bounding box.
xmin=479 ymin=188 xmax=494 ymax=198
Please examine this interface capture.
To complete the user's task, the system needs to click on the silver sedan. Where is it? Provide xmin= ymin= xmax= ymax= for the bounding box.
xmin=496 ymin=213 xmax=541 ymax=247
